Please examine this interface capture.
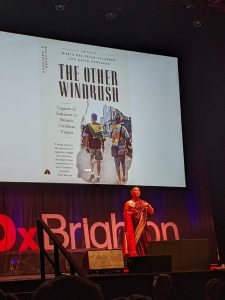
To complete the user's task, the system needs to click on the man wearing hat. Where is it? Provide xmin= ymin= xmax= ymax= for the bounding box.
xmin=110 ymin=113 xmax=130 ymax=184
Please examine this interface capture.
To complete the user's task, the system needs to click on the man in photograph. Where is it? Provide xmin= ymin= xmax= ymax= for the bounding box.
xmin=85 ymin=113 xmax=104 ymax=183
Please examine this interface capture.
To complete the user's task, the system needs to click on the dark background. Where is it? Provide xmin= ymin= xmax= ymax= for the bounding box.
xmin=0 ymin=0 xmax=225 ymax=261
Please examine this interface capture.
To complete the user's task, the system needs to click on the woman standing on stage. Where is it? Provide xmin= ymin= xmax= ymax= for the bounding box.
xmin=123 ymin=186 xmax=154 ymax=256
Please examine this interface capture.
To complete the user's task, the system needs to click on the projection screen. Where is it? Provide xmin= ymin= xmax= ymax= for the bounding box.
xmin=0 ymin=31 xmax=186 ymax=187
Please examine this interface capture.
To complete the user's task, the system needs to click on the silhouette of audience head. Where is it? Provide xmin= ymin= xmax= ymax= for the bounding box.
xmin=32 ymin=275 xmax=104 ymax=300
xmin=0 ymin=290 xmax=19 ymax=300
xmin=205 ymin=278 xmax=222 ymax=300
xmin=214 ymin=280 xmax=225 ymax=300
xmin=153 ymin=273 xmax=172 ymax=300
xmin=205 ymin=278 xmax=225 ymax=300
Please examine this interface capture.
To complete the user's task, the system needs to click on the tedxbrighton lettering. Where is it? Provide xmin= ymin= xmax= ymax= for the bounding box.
xmin=0 ymin=213 xmax=180 ymax=252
